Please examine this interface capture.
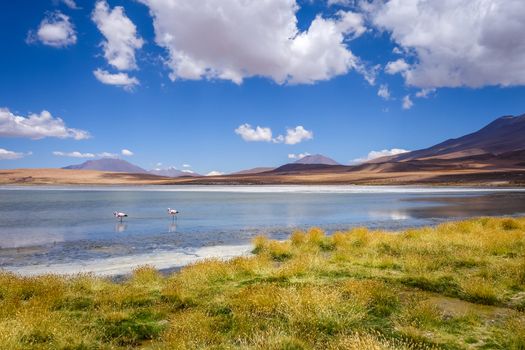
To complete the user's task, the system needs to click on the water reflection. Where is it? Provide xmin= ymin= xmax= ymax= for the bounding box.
xmin=369 ymin=210 xmax=410 ymax=221
xmin=114 ymin=223 xmax=128 ymax=233
xmin=402 ymin=193 xmax=525 ymax=218
xmin=168 ymin=223 xmax=177 ymax=233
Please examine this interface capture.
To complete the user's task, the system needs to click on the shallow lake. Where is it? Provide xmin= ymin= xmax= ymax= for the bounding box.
xmin=1 ymin=185 xmax=524 ymax=275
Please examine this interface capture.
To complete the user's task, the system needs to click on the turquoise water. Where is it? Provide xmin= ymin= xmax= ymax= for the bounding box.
xmin=1 ymin=185 xmax=524 ymax=275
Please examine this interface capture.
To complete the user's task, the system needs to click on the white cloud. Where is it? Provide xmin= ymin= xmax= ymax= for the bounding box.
xmin=369 ymin=0 xmax=525 ymax=88
xmin=53 ymin=151 xmax=96 ymax=158
xmin=92 ymin=0 xmax=144 ymax=71
xmin=377 ymin=84 xmax=390 ymax=100
xmin=206 ymin=171 xmax=224 ymax=176
xmin=98 ymin=152 xmax=119 ymax=158
xmin=138 ymin=0 xmax=366 ymax=84
xmin=121 ymin=149 xmax=133 ymax=156
xmin=356 ymin=63 xmax=381 ymax=86
xmin=0 ymin=148 xmax=32 ymax=160
xmin=385 ymin=58 xmax=409 ymax=75
xmin=28 ymin=12 xmax=77 ymax=47
xmin=284 ymin=126 xmax=313 ymax=145
xmin=182 ymin=164 xmax=191 ymax=168
xmin=235 ymin=124 xmax=313 ymax=145
xmin=235 ymin=124 xmax=273 ymax=142
xmin=93 ymin=69 xmax=139 ymax=90
xmin=0 ymin=108 xmax=90 ymax=140
xmin=402 ymin=95 xmax=413 ymax=110
xmin=288 ymin=152 xmax=311 ymax=160
xmin=392 ymin=46 xmax=403 ymax=55
xmin=327 ymin=0 xmax=352 ymax=6
xmin=353 ymin=148 xmax=410 ymax=163
xmin=60 ymin=0 xmax=78 ymax=9
xmin=415 ymin=88 xmax=436 ymax=98
xmin=181 ymin=169 xmax=195 ymax=174
xmin=53 ymin=151 xmax=125 ymax=158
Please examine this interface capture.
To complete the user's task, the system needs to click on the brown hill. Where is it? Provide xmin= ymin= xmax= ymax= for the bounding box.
xmin=231 ymin=167 xmax=275 ymax=175
xmin=378 ymin=114 xmax=525 ymax=162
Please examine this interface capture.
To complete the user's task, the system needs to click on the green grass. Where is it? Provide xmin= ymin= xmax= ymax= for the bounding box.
xmin=1 ymin=217 xmax=525 ymax=349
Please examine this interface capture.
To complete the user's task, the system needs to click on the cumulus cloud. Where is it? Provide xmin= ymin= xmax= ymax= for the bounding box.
xmin=0 ymin=108 xmax=90 ymax=140
xmin=369 ymin=0 xmax=525 ymax=88
xmin=235 ymin=124 xmax=313 ymax=144
xmin=206 ymin=171 xmax=224 ymax=176
xmin=284 ymin=126 xmax=313 ymax=145
xmin=121 ymin=149 xmax=133 ymax=156
xmin=402 ymin=95 xmax=413 ymax=110
xmin=53 ymin=151 xmax=95 ymax=158
xmin=0 ymin=148 xmax=32 ymax=160
xmin=92 ymin=0 xmax=144 ymax=71
xmin=288 ymin=152 xmax=311 ymax=160
xmin=353 ymin=148 xmax=410 ymax=163
xmin=138 ymin=0 xmax=367 ymax=84
xmin=384 ymin=58 xmax=409 ymax=75
xmin=93 ymin=69 xmax=139 ymax=90
xmin=377 ymin=84 xmax=391 ymax=100
xmin=27 ymin=12 xmax=77 ymax=47
xmin=234 ymin=124 xmax=273 ymax=142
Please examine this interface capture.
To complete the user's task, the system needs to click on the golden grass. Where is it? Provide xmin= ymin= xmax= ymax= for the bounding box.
xmin=0 ymin=217 xmax=524 ymax=349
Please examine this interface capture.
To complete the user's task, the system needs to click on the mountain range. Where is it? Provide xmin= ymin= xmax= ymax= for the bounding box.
xmin=149 ymin=167 xmax=201 ymax=177
xmin=47 ymin=113 xmax=525 ymax=186
xmin=229 ymin=155 xmax=339 ymax=175
xmin=373 ymin=114 xmax=525 ymax=163
xmin=61 ymin=153 xmax=340 ymax=177
xmin=64 ymin=159 xmax=200 ymax=177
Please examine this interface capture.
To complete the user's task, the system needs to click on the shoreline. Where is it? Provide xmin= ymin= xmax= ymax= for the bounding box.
xmin=1 ymin=168 xmax=524 ymax=187
xmin=2 ymin=244 xmax=253 ymax=277
xmin=2 ymin=183 xmax=525 ymax=192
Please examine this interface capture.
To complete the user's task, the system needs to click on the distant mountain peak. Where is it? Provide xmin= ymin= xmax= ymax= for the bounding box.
xmin=149 ymin=167 xmax=201 ymax=178
xmin=63 ymin=158 xmax=148 ymax=174
xmin=294 ymin=154 xmax=340 ymax=165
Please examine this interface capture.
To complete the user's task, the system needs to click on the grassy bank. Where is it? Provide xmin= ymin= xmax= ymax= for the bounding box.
xmin=1 ymin=217 xmax=525 ymax=349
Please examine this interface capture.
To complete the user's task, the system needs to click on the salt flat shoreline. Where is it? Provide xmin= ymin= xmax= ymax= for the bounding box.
xmin=2 ymin=244 xmax=253 ymax=277
xmin=2 ymin=184 xmax=525 ymax=193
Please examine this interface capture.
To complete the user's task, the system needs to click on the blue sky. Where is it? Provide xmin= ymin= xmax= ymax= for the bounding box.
xmin=1 ymin=0 xmax=524 ymax=174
